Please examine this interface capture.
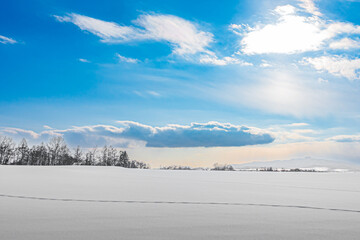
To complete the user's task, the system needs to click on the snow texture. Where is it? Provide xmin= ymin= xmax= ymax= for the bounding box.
xmin=233 ymin=157 xmax=360 ymax=172
xmin=1 ymin=166 xmax=360 ymax=239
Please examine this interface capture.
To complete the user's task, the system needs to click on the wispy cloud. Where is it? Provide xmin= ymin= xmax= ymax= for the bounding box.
xmin=54 ymin=14 xmax=141 ymax=42
xmin=318 ymin=77 xmax=329 ymax=84
xmin=329 ymin=38 xmax=360 ymax=50
xmin=302 ymin=56 xmax=360 ymax=80
xmin=260 ymin=60 xmax=272 ymax=68
xmin=55 ymin=13 xmax=213 ymax=56
xmin=134 ymin=14 xmax=213 ymax=55
xmin=147 ymin=91 xmax=161 ymax=97
xmin=116 ymin=53 xmax=139 ymax=63
xmin=78 ymin=58 xmax=90 ymax=63
xmin=292 ymin=129 xmax=317 ymax=134
xmin=0 ymin=35 xmax=17 ymax=44
xmin=1 ymin=127 xmax=39 ymax=139
xmin=328 ymin=134 xmax=360 ymax=142
xmin=133 ymin=90 xmax=161 ymax=98
xmin=284 ymin=123 xmax=309 ymax=127
xmin=297 ymin=0 xmax=322 ymax=16
xmin=265 ymin=122 xmax=319 ymax=143
xmin=0 ymin=121 xmax=275 ymax=148
xmin=199 ymin=54 xmax=252 ymax=66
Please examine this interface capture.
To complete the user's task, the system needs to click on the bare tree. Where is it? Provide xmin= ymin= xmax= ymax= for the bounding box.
xmin=47 ymin=137 xmax=68 ymax=165
xmin=0 ymin=136 xmax=148 ymax=168
xmin=73 ymin=146 xmax=83 ymax=165
xmin=100 ymin=145 xmax=108 ymax=166
xmin=15 ymin=138 xmax=29 ymax=165
xmin=118 ymin=151 xmax=130 ymax=167
xmin=85 ymin=147 xmax=97 ymax=166
xmin=212 ymin=163 xmax=234 ymax=171
xmin=29 ymin=144 xmax=48 ymax=165
xmin=107 ymin=146 xmax=117 ymax=166
xmin=0 ymin=136 xmax=15 ymax=164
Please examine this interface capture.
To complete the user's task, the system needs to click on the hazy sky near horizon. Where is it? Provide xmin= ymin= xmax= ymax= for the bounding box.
xmin=1 ymin=0 xmax=360 ymax=166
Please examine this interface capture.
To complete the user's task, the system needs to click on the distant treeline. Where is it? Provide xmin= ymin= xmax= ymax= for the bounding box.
xmin=0 ymin=136 xmax=149 ymax=169
xmin=248 ymin=167 xmax=317 ymax=172
xmin=160 ymin=163 xmax=235 ymax=171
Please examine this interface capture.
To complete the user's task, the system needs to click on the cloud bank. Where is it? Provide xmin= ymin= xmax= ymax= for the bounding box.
xmin=328 ymin=135 xmax=360 ymax=143
xmin=0 ymin=121 xmax=275 ymax=148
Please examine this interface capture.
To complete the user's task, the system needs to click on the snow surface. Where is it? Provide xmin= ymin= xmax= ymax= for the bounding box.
xmin=233 ymin=157 xmax=360 ymax=172
xmin=1 ymin=166 xmax=360 ymax=239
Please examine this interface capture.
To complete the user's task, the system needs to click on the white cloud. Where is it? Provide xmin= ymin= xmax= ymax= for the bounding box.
xmin=55 ymin=13 xmax=213 ymax=56
xmin=318 ymin=77 xmax=328 ymax=83
xmin=133 ymin=90 xmax=161 ymax=98
xmin=237 ymin=3 xmax=360 ymax=55
xmin=147 ymin=91 xmax=161 ymax=97
xmin=260 ymin=60 xmax=272 ymax=68
xmin=302 ymin=55 xmax=360 ymax=80
xmin=134 ymin=14 xmax=213 ymax=55
xmin=229 ymin=24 xmax=254 ymax=36
xmin=78 ymin=58 xmax=90 ymax=63
xmin=274 ymin=5 xmax=298 ymax=16
xmin=325 ymin=22 xmax=360 ymax=36
xmin=265 ymin=122 xmax=319 ymax=144
xmin=116 ymin=53 xmax=139 ymax=63
xmin=240 ymin=12 xmax=325 ymax=54
xmin=0 ymin=35 xmax=17 ymax=44
xmin=1 ymin=127 xmax=39 ymax=139
xmin=116 ymin=121 xmax=275 ymax=147
xmin=43 ymin=125 xmax=53 ymax=130
xmin=275 ymin=131 xmax=315 ymax=142
xmin=285 ymin=123 xmax=309 ymax=127
xmin=133 ymin=90 xmax=144 ymax=97
xmin=329 ymin=38 xmax=360 ymax=50
xmin=54 ymin=14 xmax=141 ymax=42
xmin=328 ymin=134 xmax=360 ymax=142
xmin=292 ymin=129 xmax=317 ymax=134
xmin=199 ymin=54 xmax=252 ymax=66
xmin=0 ymin=121 xmax=275 ymax=148
xmin=297 ymin=0 xmax=322 ymax=16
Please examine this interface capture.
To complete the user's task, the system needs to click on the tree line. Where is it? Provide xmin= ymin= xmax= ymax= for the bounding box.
xmin=0 ymin=136 xmax=149 ymax=169
xmin=160 ymin=163 xmax=234 ymax=171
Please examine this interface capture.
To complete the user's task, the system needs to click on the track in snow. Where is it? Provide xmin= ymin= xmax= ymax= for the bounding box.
xmin=1 ymin=193 xmax=359 ymax=214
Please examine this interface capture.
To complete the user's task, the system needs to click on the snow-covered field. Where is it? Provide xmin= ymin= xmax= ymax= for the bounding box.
xmin=1 ymin=166 xmax=360 ymax=239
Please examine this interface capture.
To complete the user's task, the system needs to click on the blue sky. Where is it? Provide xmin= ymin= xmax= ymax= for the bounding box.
xmin=1 ymin=0 xmax=360 ymax=167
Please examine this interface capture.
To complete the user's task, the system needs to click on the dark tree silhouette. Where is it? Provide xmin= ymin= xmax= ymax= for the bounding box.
xmin=0 ymin=136 xmax=149 ymax=169
xmin=211 ymin=163 xmax=235 ymax=171
xmin=0 ymin=136 xmax=15 ymax=164
xmin=15 ymin=139 xmax=29 ymax=165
